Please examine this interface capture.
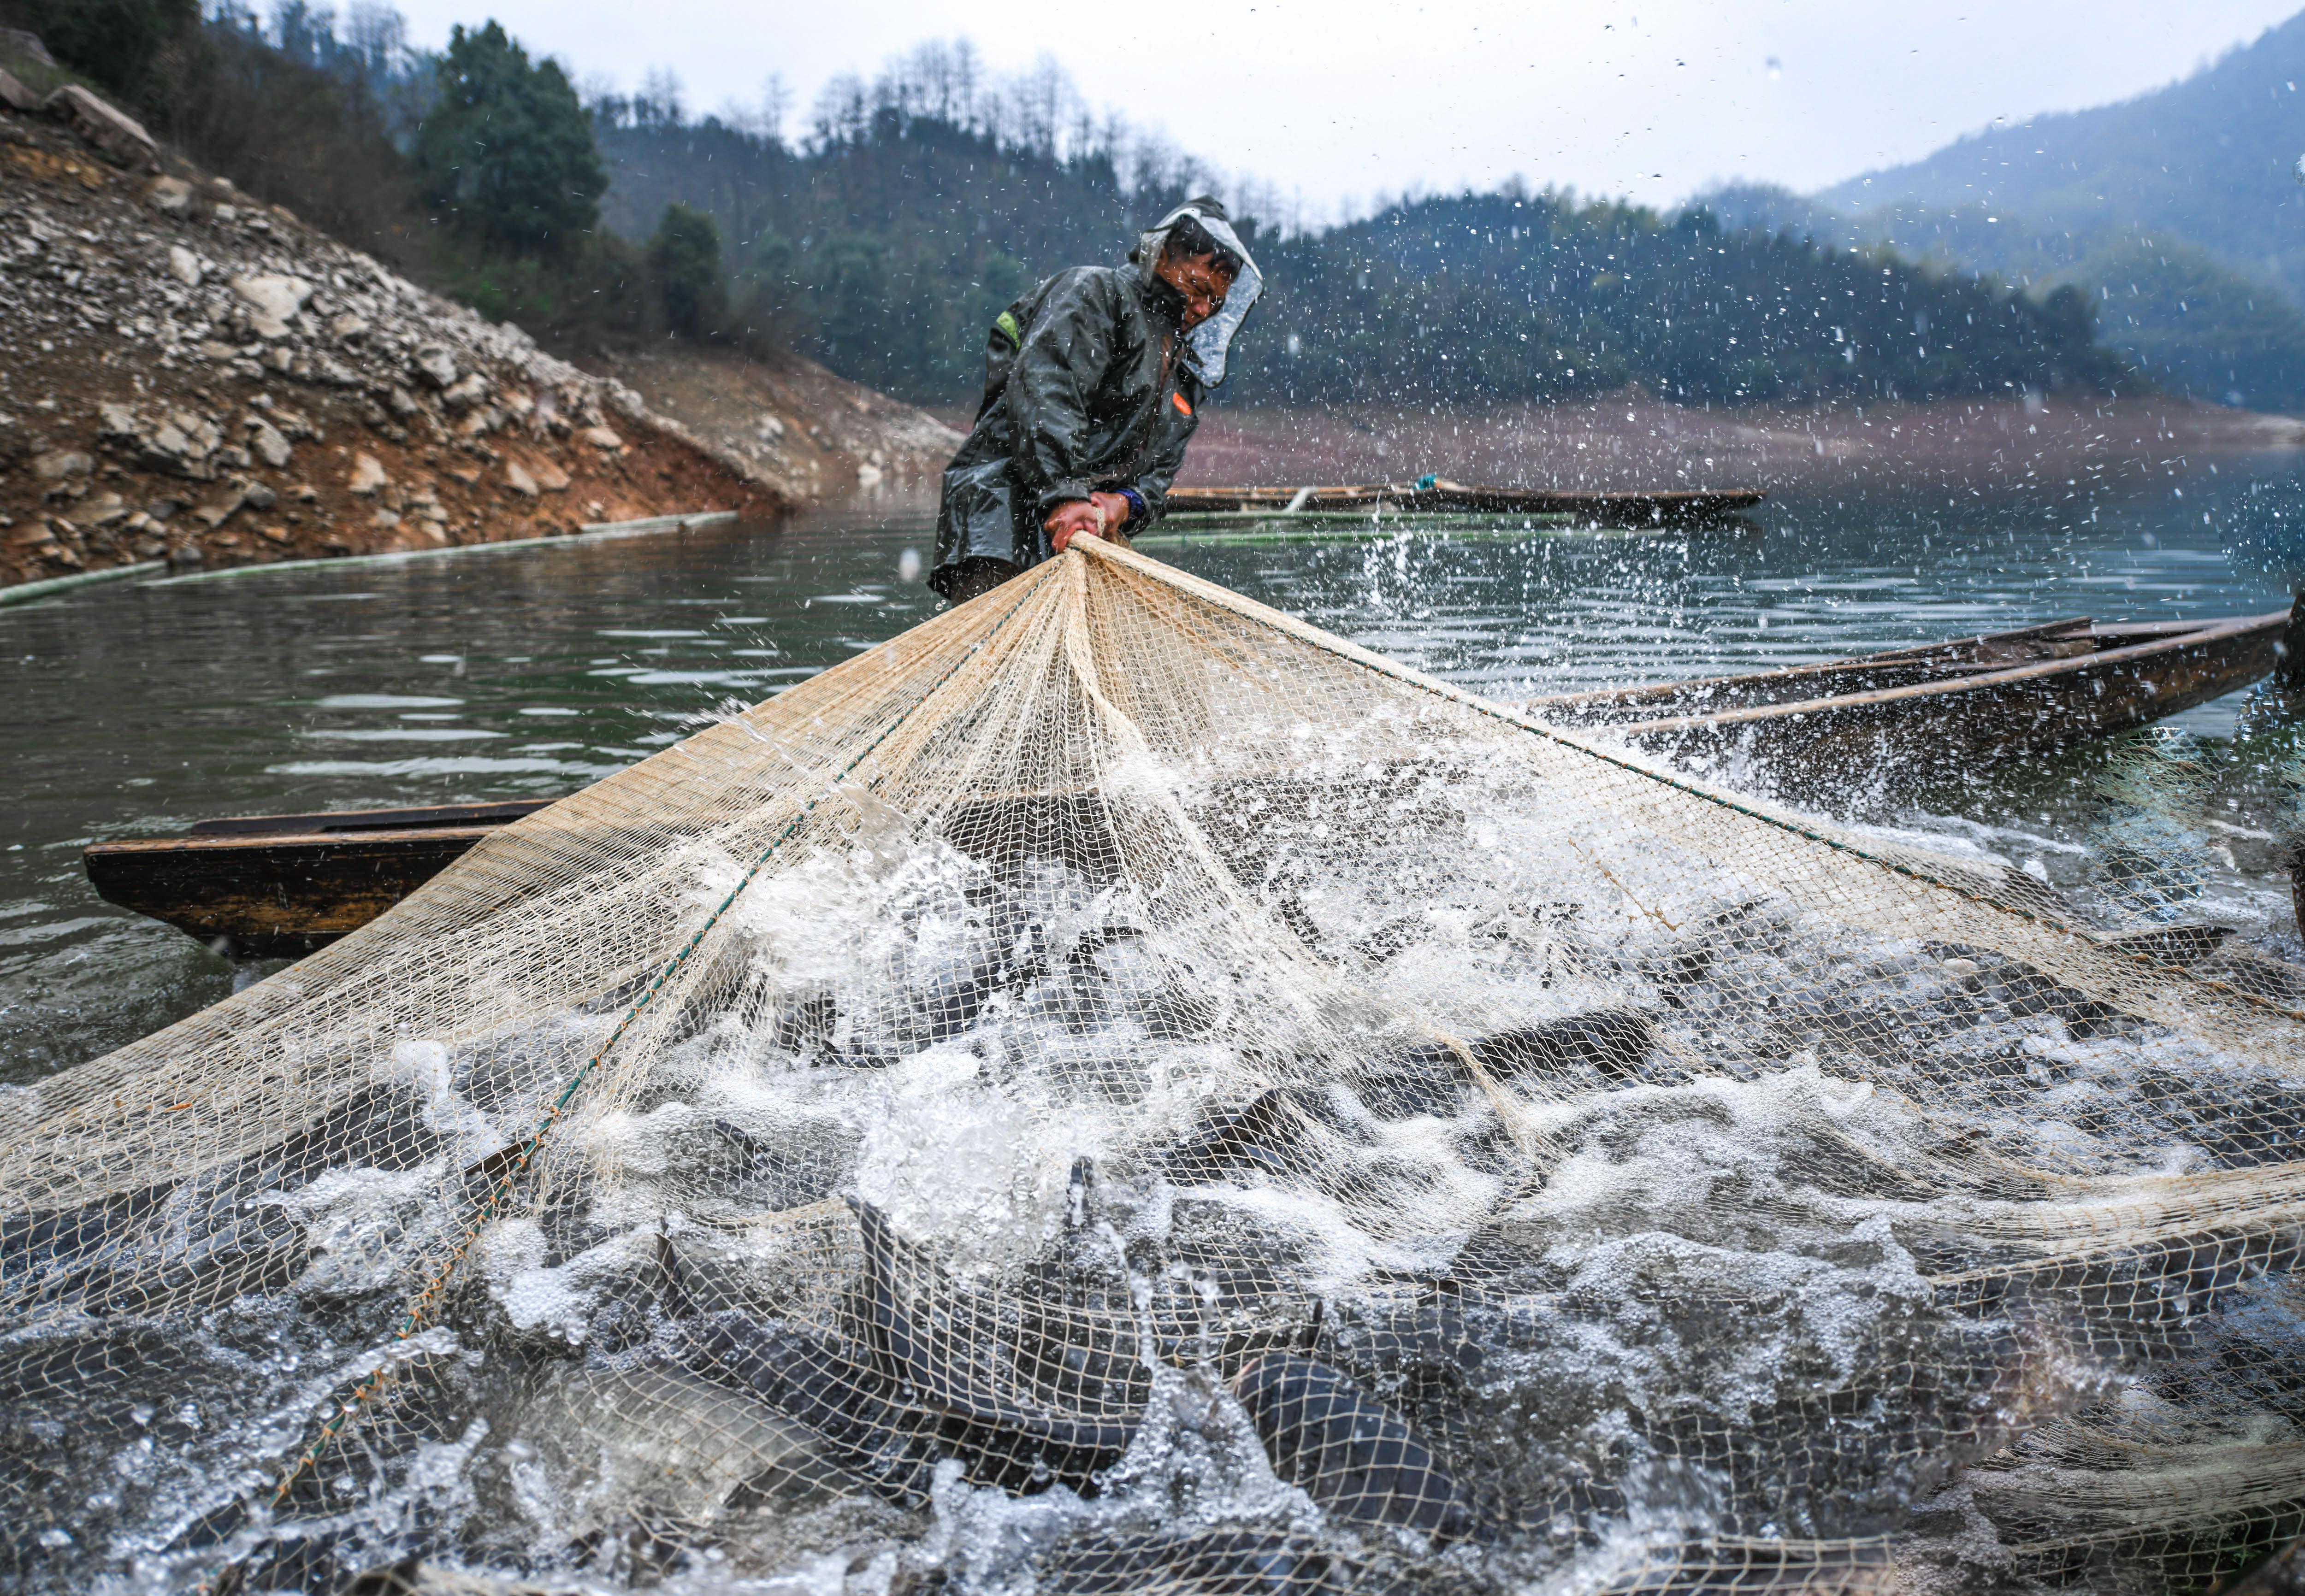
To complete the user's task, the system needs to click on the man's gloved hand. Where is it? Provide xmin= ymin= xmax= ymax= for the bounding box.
xmin=1046 ymin=491 xmax=1135 ymax=552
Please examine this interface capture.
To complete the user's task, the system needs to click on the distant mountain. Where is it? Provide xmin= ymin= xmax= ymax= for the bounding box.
xmin=1742 ymin=12 xmax=2305 ymax=411
xmin=1818 ymin=12 xmax=2305 ymax=300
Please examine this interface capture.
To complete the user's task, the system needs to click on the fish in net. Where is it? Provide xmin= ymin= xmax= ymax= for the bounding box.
xmin=1 ymin=538 xmax=2300 ymax=1594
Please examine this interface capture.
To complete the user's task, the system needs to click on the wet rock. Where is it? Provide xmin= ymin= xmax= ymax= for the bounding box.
xmin=30 ymin=450 xmax=90 ymax=480
xmin=41 ymin=86 xmax=157 ymax=168
xmin=503 ymin=461 xmax=538 ymax=498
xmin=165 ymin=245 xmax=201 ymax=287
xmin=347 ymin=453 xmax=388 ymax=495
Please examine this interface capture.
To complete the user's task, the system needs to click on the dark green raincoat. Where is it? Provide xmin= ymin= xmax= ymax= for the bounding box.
xmin=928 ymin=198 xmax=1262 ymax=599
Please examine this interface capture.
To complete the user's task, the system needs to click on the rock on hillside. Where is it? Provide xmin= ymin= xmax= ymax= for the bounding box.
xmin=601 ymin=343 xmax=961 ymax=507
xmin=0 ymin=82 xmax=780 ymax=588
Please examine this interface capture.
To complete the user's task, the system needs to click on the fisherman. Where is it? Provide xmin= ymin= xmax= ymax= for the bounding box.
xmin=927 ymin=196 xmax=1263 ymax=603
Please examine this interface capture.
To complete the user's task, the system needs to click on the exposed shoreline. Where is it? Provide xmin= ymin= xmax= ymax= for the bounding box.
xmin=1166 ymin=392 xmax=2305 ymax=497
xmin=0 ymin=86 xmax=954 ymax=595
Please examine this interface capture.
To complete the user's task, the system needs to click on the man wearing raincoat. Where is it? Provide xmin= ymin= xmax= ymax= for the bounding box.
xmin=928 ymin=197 xmax=1264 ymax=602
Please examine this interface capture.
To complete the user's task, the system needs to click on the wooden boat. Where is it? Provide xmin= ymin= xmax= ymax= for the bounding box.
xmin=1164 ymin=480 xmax=1764 ymax=526
xmin=82 ymin=603 xmax=2300 ymax=954
xmin=82 ymin=799 xmax=550 ymax=958
xmin=1528 ymin=605 xmax=2299 ymax=789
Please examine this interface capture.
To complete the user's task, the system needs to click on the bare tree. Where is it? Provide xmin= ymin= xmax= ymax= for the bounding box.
xmin=810 ymin=72 xmax=869 ymax=147
xmin=758 ymin=73 xmax=792 ymax=146
xmin=342 ymin=0 xmax=405 ymax=75
xmin=638 ymin=65 xmax=686 ymax=128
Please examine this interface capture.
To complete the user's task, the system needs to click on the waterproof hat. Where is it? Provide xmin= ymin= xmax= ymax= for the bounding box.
xmin=1133 ymin=195 xmax=1264 ymax=387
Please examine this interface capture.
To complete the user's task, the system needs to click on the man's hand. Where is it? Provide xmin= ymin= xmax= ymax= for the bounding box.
xmin=1046 ymin=491 xmax=1134 ymax=552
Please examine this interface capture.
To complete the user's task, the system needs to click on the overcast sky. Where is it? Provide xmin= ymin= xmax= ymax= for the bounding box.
xmin=389 ymin=0 xmax=2303 ymax=221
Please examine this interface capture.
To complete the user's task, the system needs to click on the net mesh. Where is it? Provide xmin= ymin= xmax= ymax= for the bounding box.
xmin=4 ymin=539 xmax=2301 ymax=1594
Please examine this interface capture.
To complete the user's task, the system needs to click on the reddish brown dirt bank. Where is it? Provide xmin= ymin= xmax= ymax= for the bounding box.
xmin=1172 ymin=395 xmax=2305 ymax=497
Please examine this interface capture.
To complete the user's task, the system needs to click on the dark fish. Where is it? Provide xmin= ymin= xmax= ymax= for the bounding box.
xmin=1349 ymin=1042 xmax=1476 ymax=1121
xmin=1273 ymin=895 xmax=1327 ymax=954
xmin=854 ymin=1200 xmax=1139 ymax=1492
xmin=658 ymin=1229 xmax=943 ymax=1505
xmin=336 ymin=1556 xmax=424 ymax=1596
xmin=1037 ymin=1528 xmax=1371 ymax=1595
xmin=1470 ymin=1009 xmax=1656 ymax=1084
xmin=773 ymin=990 xmax=837 ymax=1054
xmin=6 ymin=1081 xmax=443 ymax=1310
xmin=1163 ymin=1090 xmax=1306 ymax=1183
xmin=2098 ymin=923 xmax=2234 ymax=967
xmin=1229 ymin=1353 xmax=1480 ymax=1543
xmin=684 ymin=1311 xmax=944 ymax=1508
xmin=1352 ymin=911 xmax=1432 ymax=966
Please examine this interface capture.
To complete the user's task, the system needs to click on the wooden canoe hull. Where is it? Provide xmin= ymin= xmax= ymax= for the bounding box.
xmin=1165 ymin=483 xmax=1764 ymax=525
xmin=83 ymin=822 xmax=508 ymax=958
xmin=80 ymin=607 xmax=2297 ymax=953
xmin=1551 ymin=611 xmax=2289 ymax=788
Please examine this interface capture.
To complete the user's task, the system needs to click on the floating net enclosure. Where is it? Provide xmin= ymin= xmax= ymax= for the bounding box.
xmin=4 ymin=540 xmax=2302 ymax=1595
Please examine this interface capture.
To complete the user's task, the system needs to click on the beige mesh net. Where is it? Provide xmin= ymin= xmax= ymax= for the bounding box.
xmin=3 ymin=539 xmax=2301 ymax=1595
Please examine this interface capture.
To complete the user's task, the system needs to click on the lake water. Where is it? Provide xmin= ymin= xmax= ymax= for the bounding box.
xmin=3 ymin=458 xmax=2301 ymax=1083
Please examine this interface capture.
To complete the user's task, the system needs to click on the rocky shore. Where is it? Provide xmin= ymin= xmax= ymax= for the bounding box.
xmin=0 ymin=77 xmax=940 ymax=590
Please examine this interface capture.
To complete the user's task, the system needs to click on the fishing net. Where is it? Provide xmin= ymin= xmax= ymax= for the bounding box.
xmin=4 ymin=539 xmax=2302 ymax=1595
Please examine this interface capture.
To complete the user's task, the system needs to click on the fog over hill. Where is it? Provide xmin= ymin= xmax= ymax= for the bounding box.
xmin=1814 ymin=12 xmax=2305 ymax=295
xmin=1706 ymin=11 xmax=2305 ymax=412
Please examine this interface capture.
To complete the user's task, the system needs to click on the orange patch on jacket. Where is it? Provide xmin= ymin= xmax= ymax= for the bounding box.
xmin=1172 ymin=393 xmax=1193 ymax=417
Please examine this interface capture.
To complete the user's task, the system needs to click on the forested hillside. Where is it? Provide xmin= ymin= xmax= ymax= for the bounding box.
xmin=597 ymin=49 xmax=2126 ymax=409
xmin=3 ymin=5 xmax=2134 ymax=413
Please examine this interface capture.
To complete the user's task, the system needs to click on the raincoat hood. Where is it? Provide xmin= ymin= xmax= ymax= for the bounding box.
xmin=1131 ymin=195 xmax=1263 ymax=387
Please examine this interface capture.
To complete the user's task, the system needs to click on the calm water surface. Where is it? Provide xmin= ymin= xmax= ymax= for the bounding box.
xmin=5 ymin=460 xmax=2302 ymax=1080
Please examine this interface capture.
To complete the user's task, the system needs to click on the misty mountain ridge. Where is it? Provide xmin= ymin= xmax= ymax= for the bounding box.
xmin=1703 ymin=9 xmax=2305 ymax=410
xmin=1815 ymin=12 xmax=2305 ymax=294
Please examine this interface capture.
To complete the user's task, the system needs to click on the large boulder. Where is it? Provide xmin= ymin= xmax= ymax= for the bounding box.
xmin=0 ymin=28 xmax=55 ymax=67
xmin=412 ymin=347 xmax=459 ymax=389
xmin=42 ymin=85 xmax=157 ymax=169
xmin=144 ymin=176 xmax=194 ymax=215
xmin=230 ymin=274 xmax=313 ymax=339
xmin=0 ymin=67 xmax=38 ymax=114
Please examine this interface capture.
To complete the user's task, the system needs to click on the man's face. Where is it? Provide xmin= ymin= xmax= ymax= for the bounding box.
xmin=1158 ymin=249 xmax=1238 ymax=332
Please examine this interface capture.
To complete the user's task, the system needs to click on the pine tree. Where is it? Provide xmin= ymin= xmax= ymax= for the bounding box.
xmin=414 ymin=21 xmax=604 ymax=257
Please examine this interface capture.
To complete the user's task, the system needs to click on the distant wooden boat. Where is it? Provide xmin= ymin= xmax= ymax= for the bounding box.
xmin=82 ymin=604 xmax=2299 ymax=954
xmin=1164 ymin=480 xmax=1764 ymax=525
xmin=1529 ymin=606 xmax=2299 ymax=787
